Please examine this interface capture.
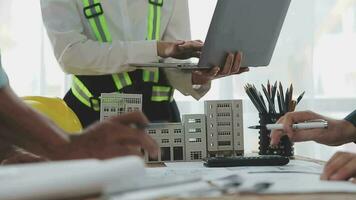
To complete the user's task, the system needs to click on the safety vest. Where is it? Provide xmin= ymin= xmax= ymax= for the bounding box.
xmin=71 ymin=0 xmax=173 ymax=112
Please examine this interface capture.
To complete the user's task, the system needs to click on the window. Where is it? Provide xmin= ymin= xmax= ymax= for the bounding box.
xmin=218 ymin=131 xmax=231 ymax=136
xmin=218 ymin=141 xmax=231 ymax=146
xmin=174 ymin=138 xmax=182 ymax=143
xmin=161 ymin=129 xmax=169 ymax=134
xmin=188 ymin=128 xmax=201 ymax=133
xmin=217 ymin=122 xmax=231 ymax=126
xmin=148 ymin=130 xmax=156 ymax=134
xmin=189 ymin=138 xmax=202 ymax=143
xmin=190 ymin=151 xmax=202 ymax=160
xmin=174 ymin=129 xmax=182 ymax=134
xmin=161 ymin=139 xmax=169 ymax=143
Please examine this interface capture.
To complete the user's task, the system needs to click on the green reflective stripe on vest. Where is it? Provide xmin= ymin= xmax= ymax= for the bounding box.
xmin=143 ymin=0 xmax=162 ymax=83
xmin=72 ymin=76 xmax=100 ymax=111
xmin=112 ymin=73 xmax=132 ymax=90
xmin=143 ymin=69 xmax=159 ymax=83
xmin=151 ymin=86 xmax=171 ymax=102
xmin=82 ymin=0 xmax=112 ymax=43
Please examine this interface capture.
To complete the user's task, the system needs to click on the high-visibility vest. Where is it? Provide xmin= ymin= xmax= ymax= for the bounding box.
xmin=72 ymin=0 xmax=173 ymax=112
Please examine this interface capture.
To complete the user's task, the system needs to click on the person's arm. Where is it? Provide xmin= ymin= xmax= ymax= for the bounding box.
xmin=40 ymin=0 xmax=160 ymax=75
xmin=0 ymin=85 xmax=70 ymax=157
xmin=161 ymin=0 xmax=211 ymax=100
xmin=345 ymin=110 xmax=356 ymax=127
xmin=0 ymin=85 xmax=159 ymax=161
xmin=270 ymin=111 xmax=356 ymax=146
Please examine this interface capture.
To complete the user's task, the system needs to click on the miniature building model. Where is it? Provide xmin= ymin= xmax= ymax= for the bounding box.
xmin=205 ymin=100 xmax=244 ymax=157
xmin=100 ymin=93 xmax=142 ymax=121
xmin=182 ymin=114 xmax=207 ymax=161
xmin=146 ymin=123 xmax=185 ymax=162
xmin=145 ymin=115 xmax=207 ymax=162
xmin=99 ymin=93 xmax=244 ymax=162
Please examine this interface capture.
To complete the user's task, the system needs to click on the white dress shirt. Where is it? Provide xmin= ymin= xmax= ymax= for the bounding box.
xmin=41 ymin=0 xmax=210 ymax=99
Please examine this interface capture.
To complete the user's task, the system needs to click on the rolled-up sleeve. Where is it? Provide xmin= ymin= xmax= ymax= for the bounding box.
xmin=0 ymin=56 xmax=9 ymax=89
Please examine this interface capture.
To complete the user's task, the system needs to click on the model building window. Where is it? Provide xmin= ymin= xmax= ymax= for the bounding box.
xmin=218 ymin=131 xmax=231 ymax=136
xmin=174 ymin=129 xmax=182 ymax=134
xmin=174 ymin=138 xmax=182 ymax=143
xmin=189 ymin=138 xmax=202 ymax=143
xmin=162 ymin=139 xmax=169 ymax=143
xmin=217 ymin=122 xmax=231 ymax=126
xmin=173 ymin=147 xmax=184 ymax=161
xmin=217 ymin=113 xmax=230 ymax=117
xmin=161 ymin=147 xmax=171 ymax=161
xmin=217 ymin=103 xmax=230 ymax=108
xmin=188 ymin=128 xmax=201 ymax=133
xmin=190 ymin=151 xmax=202 ymax=160
xmin=218 ymin=141 xmax=231 ymax=146
xmin=161 ymin=129 xmax=169 ymax=134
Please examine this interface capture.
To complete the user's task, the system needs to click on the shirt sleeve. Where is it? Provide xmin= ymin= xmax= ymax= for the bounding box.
xmin=345 ymin=110 xmax=356 ymax=127
xmin=40 ymin=0 xmax=160 ymax=75
xmin=161 ymin=0 xmax=211 ymax=100
xmin=0 ymin=54 xmax=9 ymax=89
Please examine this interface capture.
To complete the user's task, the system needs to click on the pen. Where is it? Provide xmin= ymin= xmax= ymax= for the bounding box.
xmin=296 ymin=91 xmax=305 ymax=105
xmin=248 ymin=121 xmax=328 ymax=130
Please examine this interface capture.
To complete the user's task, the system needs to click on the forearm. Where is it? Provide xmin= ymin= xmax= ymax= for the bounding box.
xmin=0 ymin=86 xmax=69 ymax=156
xmin=0 ymin=139 xmax=16 ymax=161
xmin=50 ymin=33 xmax=159 ymax=75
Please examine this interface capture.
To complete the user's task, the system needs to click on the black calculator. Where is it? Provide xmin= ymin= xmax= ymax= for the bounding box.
xmin=204 ymin=155 xmax=290 ymax=167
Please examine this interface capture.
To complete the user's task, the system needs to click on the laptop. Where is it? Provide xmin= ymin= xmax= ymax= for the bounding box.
xmin=130 ymin=0 xmax=291 ymax=70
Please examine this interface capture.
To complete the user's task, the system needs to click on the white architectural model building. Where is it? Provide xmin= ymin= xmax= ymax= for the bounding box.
xmin=100 ymin=93 xmax=142 ymax=121
xmin=99 ymin=93 xmax=244 ymax=162
xmin=205 ymin=100 xmax=244 ymax=157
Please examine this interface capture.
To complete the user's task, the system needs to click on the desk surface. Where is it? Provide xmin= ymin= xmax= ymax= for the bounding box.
xmin=83 ymin=156 xmax=356 ymax=200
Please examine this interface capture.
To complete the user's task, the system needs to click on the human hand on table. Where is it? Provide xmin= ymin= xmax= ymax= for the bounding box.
xmin=321 ymin=152 xmax=356 ymax=183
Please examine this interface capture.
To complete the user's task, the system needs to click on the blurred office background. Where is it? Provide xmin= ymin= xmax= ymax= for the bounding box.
xmin=0 ymin=0 xmax=355 ymax=160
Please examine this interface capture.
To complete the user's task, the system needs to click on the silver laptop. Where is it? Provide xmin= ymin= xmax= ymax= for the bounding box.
xmin=130 ymin=0 xmax=291 ymax=70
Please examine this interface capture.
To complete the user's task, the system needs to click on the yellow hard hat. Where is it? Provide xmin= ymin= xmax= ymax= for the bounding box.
xmin=22 ymin=96 xmax=83 ymax=134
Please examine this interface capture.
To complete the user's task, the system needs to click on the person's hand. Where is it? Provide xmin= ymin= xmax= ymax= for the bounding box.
xmin=192 ymin=52 xmax=249 ymax=85
xmin=270 ymin=111 xmax=356 ymax=146
xmin=53 ymin=112 xmax=159 ymax=160
xmin=1 ymin=147 xmax=48 ymax=165
xmin=321 ymin=152 xmax=356 ymax=183
xmin=157 ymin=40 xmax=203 ymax=59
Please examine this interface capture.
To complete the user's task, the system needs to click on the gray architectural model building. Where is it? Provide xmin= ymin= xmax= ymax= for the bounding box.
xmin=98 ymin=93 xmax=244 ymax=162
xmin=100 ymin=93 xmax=142 ymax=121
xmin=145 ymin=114 xmax=208 ymax=162
xmin=146 ymin=123 xmax=186 ymax=162
xmin=205 ymin=100 xmax=244 ymax=157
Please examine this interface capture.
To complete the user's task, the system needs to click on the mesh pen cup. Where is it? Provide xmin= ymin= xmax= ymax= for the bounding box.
xmin=258 ymin=113 xmax=294 ymax=157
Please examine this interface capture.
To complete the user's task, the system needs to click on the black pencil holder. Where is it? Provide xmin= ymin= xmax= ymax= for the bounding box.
xmin=258 ymin=113 xmax=294 ymax=157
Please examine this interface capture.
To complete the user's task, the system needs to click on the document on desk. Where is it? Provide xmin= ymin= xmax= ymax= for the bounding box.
xmin=229 ymin=160 xmax=356 ymax=194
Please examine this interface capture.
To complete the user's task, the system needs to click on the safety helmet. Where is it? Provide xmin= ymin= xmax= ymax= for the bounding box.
xmin=22 ymin=96 xmax=82 ymax=134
